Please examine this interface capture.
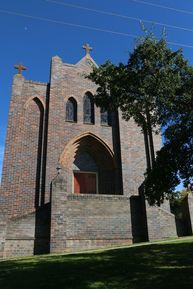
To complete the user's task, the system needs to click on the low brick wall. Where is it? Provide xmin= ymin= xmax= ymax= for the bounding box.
xmin=66 ymin=239 xmax=131 ymax=251
xmin=3 ymin=212 xmax=35 ymax=258
xmin=4 ymin=239 xmax=35 ymax=258
xmin=146 ymin=204 xmax=177 ymax=241
xmin=170 ymin=196 xmax=192 ymax=236
xmin=0 ymin=214 xmax=7 ymax=258
xmin=65 ymin=194 xmax=132 ymax=250
xmin=2 ymin=205 xmax=51 ymax=258
xmin=50 ymin=180 xmax=132 ymax=253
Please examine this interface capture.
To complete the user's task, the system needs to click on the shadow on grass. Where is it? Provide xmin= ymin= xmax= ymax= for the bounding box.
xmin=1 ymin=240 xmax=193 ymax=289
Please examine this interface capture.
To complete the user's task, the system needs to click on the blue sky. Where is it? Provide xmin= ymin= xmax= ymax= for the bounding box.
xmin=1 ymin=0 xmax=193 ymax=181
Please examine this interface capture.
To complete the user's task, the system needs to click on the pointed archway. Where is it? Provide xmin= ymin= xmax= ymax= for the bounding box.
xmin=59 ymin=132 xmax=119 ymax=195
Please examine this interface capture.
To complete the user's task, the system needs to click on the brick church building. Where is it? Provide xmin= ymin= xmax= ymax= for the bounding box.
xmin=0 ymin=44 xmax=178 ymax=257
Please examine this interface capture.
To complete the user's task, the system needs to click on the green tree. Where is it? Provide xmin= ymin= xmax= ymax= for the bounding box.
xmin=145 ymin=89 xmax=193 ymax=204
xmin=87 ymin=36 xmax=192 ymax=205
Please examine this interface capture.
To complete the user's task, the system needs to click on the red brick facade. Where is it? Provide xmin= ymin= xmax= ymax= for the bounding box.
xmin=0 ymin=47 xmax=178 ymax=257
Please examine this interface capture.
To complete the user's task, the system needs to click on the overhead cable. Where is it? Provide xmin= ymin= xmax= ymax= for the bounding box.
xmin=45 ymin=0 xmax=193 ymax=33
xmin=1 ymin=8 xmax=193 ymax=49
xmin=128 ymin=0 xmax=193 ymax=16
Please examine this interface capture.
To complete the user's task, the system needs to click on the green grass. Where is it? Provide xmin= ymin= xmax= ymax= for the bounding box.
xmin=1 ymin=237 xmax=193 ymax=289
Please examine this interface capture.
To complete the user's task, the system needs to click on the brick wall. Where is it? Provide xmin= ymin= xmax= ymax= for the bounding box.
xmin=1 ymin=52 xmax=152 ymax=216
xmin=0 ymin=50 xmax=176 ymax=258
xmin=45 ymin=55 xmax=119 ymax=200
xmin=45 ymin=53 xmax=153 ymax=199
xmin=2 ymin=204 xmax=50 ymax=258
xmin=146 ymin=204 xmax=177 ymax=240
xmin=0 ymin=214 xmax=7 ymax=258
xmin=0 ymin=74 xmax=48 ymax=217
xmin=50 ymin=175 xmax=132 ymax=253
xmin=3 ymin=212 xmax=35 ymax=257
xmin=171 ymin=195 xmax=193 ymax=236
xmin=119 ymin=114 xmax=162 ymax=196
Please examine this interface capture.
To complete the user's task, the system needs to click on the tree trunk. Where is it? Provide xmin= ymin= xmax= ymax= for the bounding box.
xmin=143 ymin=124 xmax=151 ymax=170
xmin=146 ymin=109 xmax=155 ymax=167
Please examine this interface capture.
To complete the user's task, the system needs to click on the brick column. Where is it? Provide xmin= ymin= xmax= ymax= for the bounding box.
xmin=1 ymin=74 xmax=25 ymax=217
xmin=50 ymin=171 xmax=67 ymax=253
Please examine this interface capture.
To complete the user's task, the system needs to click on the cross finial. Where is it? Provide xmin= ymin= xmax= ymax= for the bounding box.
xmin=82 ymin=43 xmax=93 ymax=56
xmin=14 ymin=63 xmax=27 ymax=75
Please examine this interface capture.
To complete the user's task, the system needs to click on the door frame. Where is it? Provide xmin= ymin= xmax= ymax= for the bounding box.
xmin=72 ymin=170 xmax=98 ymax=194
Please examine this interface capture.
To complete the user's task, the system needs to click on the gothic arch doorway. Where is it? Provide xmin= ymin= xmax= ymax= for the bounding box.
xmin=59 ymin=133 xmax=118 ymax=195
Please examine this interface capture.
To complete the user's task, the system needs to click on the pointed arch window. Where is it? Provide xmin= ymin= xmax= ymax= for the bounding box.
xmin=83 ymin=92 xmax=94 ymax=124
xmin=66 ymin=97 xmax=77 ymax=122
xmin=100 ymin=109 xmax=112 ymax=126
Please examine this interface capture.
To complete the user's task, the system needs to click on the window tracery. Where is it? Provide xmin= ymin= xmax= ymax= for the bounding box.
xmin=100 ymin=109 xmax=111 ymax=126
xmin=66 ymin=97 xmax=77 ymax=122
xmin=83 ymin=92 xmax=94 ymax=124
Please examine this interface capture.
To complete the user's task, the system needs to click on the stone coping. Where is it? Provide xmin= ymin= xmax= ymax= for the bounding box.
xmin=24 ymin=80 xmax=48 ymax=86
xmin=66 ymin=193 xmax=130 ymax=201
xmin=154 ymin=205 xmax=175 ymax=217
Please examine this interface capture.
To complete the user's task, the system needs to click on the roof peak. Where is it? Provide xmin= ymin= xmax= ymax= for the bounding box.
xmin=76 ymin=54 xmax=98 ymax=68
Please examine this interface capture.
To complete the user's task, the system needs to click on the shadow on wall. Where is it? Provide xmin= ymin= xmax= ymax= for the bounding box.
xmin=34 ymin=203 xmax=51 ymax=255
xmin=130 ymin=193 xmax=149 ymax=243
xmin=170 ymin=196 xmax=193 ymax=237
xmin=131 ymin=186 xmax=193 ymax=243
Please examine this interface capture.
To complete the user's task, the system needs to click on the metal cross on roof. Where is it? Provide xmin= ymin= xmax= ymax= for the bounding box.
xmin=82 ymin=43 xmax=93 ymax=56
xmin=14 ymin=63 xmax=27 ymax=75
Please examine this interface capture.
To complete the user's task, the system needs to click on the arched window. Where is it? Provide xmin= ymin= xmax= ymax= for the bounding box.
xmin=100 ymin=109 xmax=111 ymax=126
xmin=83 ymin=92 xmax=94 ymax=124
xmin=66 ymin=97 xmax=77 ymax=122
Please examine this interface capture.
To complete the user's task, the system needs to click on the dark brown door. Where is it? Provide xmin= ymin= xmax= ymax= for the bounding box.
xmin=74 ymin=172 xmax=96 ymax=194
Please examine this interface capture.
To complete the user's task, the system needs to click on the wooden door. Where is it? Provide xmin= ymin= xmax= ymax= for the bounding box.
xmin=74 ymin=172 xmax=96 ymax=194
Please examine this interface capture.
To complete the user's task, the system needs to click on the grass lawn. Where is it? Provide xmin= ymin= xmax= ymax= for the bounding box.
xmin=1 ymin=237 xmax=193 ymax=289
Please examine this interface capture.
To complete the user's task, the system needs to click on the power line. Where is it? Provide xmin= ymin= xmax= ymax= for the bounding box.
xmin=129 ymin=0 xmax=193 ymax=16
xmin=45 ymin=0 xmax=193 ymax=34
xmin=0 ymin=8 xmax=193 ymax=49
xmin=168 ymin=41 xmax=193 ymax=49
xmin=0 ymin=9 xmax=137 ymax=37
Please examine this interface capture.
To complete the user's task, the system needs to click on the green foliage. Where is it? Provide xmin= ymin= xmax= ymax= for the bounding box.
xmin=144 ymin=94 xmax=193 ymax=205
xmin=88 ymin=35 xmax=193 ymax=205
xmin=1 ymin=238 xmax=193 ymax=289
xmin=144 ymin=145 xmax=180 ymax=205
xmin=88 ymin=37 xmax=189 ymax=130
